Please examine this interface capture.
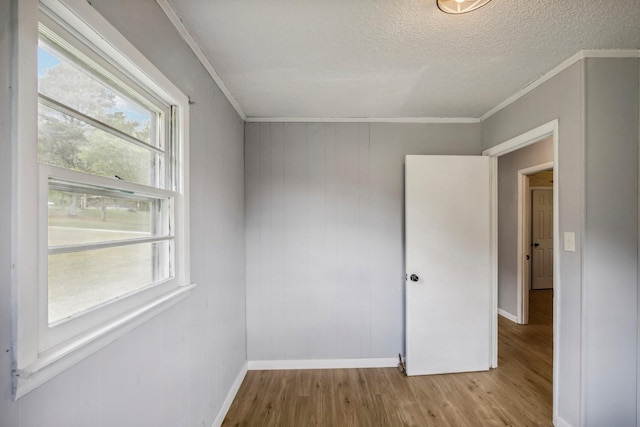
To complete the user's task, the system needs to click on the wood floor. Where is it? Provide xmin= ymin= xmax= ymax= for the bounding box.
xmin=223 ymin=290 xmax=553 ymax=427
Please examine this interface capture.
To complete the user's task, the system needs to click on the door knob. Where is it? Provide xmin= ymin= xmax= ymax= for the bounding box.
xmin=410 ymin=274 xmax=419 ymax=282
xmin=533 ymin=243 xmax=540 ymax=247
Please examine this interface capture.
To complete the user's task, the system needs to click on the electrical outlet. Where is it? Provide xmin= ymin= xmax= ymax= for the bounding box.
xmin=564 ymin=232 xmax=575 ymax=252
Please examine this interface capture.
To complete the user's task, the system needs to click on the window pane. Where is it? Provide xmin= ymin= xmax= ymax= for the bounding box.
xmin=48 ymin=190 xmax=172 ymax=246
xmin=38 ymin=41 xmax=157 ymax=146
xmin=48 ymin=240 xmax=172 ymax=324
xmin=38 ymin=103 xmax=164 ymax=187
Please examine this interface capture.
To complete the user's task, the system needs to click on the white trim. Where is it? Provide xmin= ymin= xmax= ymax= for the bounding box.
xmin=555 ymin=416 xmax=574 ymax=427
xmin=210 ymin=361 xmax=248 ymax=427
xmin=481 ymin=50 xmax=640 ymax=121
xmin=248 ymin=358 xmax=398 ymax=371
xmin=113 ymin=11 xmax=640 ymax=126
xmin=14 ymin=283 xmax=196 ymax=399
xmin=518 ymin=172 xmax=531 ymax=324
xmin=12 ymin=0 xmax=40 ymax=396
xmin=489 ymin=156 xmax=499 ymax=368
xmin=578 ymin=49 xmax=640 ymax=58
xmin=46 ymin=0 xmax=188 ymax=108
xmin=88 ymin=16 xmax=638 ymax=127
xmin=578 ymin=59 xmax=587 ymax=427
xmin=483 ymin=119 xmax=560 ymax=426
xmin=13 ymin=0 xmax=193 ymax=399
xmin=482 ymin=120 xmax=557 ymax=157
xmin=43 ymin=165 xmax=177 ymax=199
xmin=552 ymin=119 xmax=561 ymax=427
xmin=154 ymin=0 xmax=246 ymax=121
xmin=38 ymin=93 xmax=163 ymax=155
xmin=498 ymin=309 xmax=518 ymax=323
xmin=245 ymin=116 xmax=480 ymax=124
xmin=517 ymin=161 xmax=554 ymax=325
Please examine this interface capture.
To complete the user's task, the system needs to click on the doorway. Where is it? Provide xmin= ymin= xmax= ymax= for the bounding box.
xmin=517 ymin=164 xmax=554 ymax=324
xmin=482 ymin=120 xmax=559 ymax=425
xmin=530 ymin=177 xmax=554 ymax=291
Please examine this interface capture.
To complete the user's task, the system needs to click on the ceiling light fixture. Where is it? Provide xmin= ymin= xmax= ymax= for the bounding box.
xmin=437 ymin=0 xmax=492 ymax=14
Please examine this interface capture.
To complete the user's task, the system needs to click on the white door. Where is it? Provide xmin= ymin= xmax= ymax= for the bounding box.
xmin=405 ymin=155 xmax=492 ymax=376
xmin=531 ymin=189 xmax=554 ymax=289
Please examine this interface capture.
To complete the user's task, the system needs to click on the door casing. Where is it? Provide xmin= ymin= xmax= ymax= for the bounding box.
xmin=482 ymin=119 xmax=559 ymax=426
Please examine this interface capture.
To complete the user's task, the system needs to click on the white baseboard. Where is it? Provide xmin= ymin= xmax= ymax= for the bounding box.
xmin=498 ymin=308 xmax=518 ymax=323
xmin=210 ymin=361 xmax=248 ymax=427
xmin=554 ymin=416 xmax=573 ymax=427
xmin=248 ymin=357 xmax=398 ymax=371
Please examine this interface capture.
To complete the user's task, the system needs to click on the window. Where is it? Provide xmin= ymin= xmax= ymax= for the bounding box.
xmin=38 ymin=22 xmax=176 ymax=325
xmin=13 ymin=0 xmax=193 ymax=398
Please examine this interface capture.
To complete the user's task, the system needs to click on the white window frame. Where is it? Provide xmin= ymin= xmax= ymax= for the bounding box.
xmin=12 ymin=0 xmax=194 ymax=399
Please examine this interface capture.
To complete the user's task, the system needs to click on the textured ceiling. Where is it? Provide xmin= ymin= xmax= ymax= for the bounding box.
xmin=166 ymin=0 xmax=640 ymax=119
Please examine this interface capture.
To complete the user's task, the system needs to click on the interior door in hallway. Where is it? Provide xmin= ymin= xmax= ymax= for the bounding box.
xmin=531 ymin=189 xmax=553 ymax=290
xmin=405 ymin=155 xmax=491 ymax=376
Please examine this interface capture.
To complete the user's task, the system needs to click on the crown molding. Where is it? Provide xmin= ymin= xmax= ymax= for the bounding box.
xmin=480 ymin=49 xmax=640 ymax=122
xmin=155 ymin=0 xmax=247 ymax=121
xmin=245 ymin=117 xmax=481 ymax=124
xmin=144 ymin=10 xmax=640 ymax=126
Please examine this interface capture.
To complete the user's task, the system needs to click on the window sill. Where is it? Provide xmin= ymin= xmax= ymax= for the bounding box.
xmin=13 ymin=283 xmax=196 ymax=399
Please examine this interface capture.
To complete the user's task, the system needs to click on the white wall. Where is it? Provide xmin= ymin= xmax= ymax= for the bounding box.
xmin=497 ymin=136 xmax=553 ymax=316
xmin=0 ymin=1 xmax=246 ymax=426
xmin=245 ymin=122 xmax=481 ymax=361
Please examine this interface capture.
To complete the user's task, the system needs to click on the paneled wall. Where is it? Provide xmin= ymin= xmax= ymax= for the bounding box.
xmin=484 ymin=57 xmax=640 ymax=427
xmin=0 ymin=1 xmax=246 ymax=426
xmin=482 ymin=62 xmax=584 ymax=427
xmin=245 ymin=122 xmax=481 ymax=361
xmin=582 ymin=57 xmax=638 ymax=425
